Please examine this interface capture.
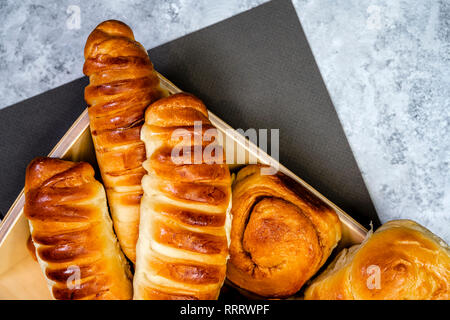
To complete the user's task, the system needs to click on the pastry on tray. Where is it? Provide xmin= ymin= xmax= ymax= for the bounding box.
xmin=133 ymin=93 xmax=232 ymax=300
xmin=227 ymin=164 xmax=342 ymax=297
xmin=304 ymin=219 xmax=450 ymax=300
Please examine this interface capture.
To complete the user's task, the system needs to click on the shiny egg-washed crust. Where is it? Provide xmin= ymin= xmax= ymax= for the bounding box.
xmin=27 ymin=235 xmax=38 ymax=262
xmin=304 ymin=219 xmax=450 ymax=300
xmin=24 ymin=157 xmax=133 ymax=300
xmin=83 ymin=20 xmax=163 ymax=262
xmin=227 ymin=165 xmax=342 ymax=298
xmin=134 ymin=93 xmax=232 ymax=300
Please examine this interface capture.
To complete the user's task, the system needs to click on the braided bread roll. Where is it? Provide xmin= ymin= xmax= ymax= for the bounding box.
xmin=24 ymin=157 xmax=132 ymax=300
xmin=227 ymin=165 xmax=341 ymax=297
xmin=304 ymin=220 xmax=450 ymax=300
xmin=134 ymin=93 xmax=232 ymax=300
xmin=83 ymin=20 xmax=163 ymax=262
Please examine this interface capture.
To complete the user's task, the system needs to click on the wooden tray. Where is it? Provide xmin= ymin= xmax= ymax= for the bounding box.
xmin=0 ymin=74 xmax=367 ymax=299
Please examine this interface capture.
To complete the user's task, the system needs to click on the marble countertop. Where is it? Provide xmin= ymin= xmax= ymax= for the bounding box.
xmin=0 ymin=0 xmax=448 ymax=242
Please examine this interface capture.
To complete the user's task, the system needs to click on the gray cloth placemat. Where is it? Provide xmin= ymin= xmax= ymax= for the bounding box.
xmin=0 ymin=0 xmax=379 ymax=227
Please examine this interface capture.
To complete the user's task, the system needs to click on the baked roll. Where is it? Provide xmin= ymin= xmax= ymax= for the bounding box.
xmin=26 ymin=235 xmax=38 ymax=261
xmin=24 ymin=157 xmax=132 ymax=300
xmin=227 ymin=165 xmax=341 ymax=297
xmin=83 ymin=20 xmax=162 ymax=262
xmin=134 ymin=93 xmax=232 ymax=300
xmin=304 ymin=220 xmax=450 ymax=300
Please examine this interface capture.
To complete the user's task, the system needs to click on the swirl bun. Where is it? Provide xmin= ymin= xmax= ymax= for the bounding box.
xmin=227 ymin=164 xmax=341 ymax=297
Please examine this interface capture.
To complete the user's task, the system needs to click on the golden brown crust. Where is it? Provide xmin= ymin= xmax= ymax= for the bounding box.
xmin=24 ymin=157 xmax=132 ymax=300
xmin=155 ymin=204 xmax=226 ymax=228
xmin=26 ymin=235 xmax=38 ymax=262
xmin=83 ymin=20 xmax=163 ymax=262
xmin=227 ymin=164 xmax=341 ymax=298
xmin=304 ymin=220 xmax=450 ymax=300
xmin=134 ymin=93 xmax=231 ymax=300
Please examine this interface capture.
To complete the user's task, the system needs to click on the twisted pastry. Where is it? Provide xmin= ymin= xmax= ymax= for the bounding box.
xmin=83 ymin=20 xmax=162 ymax=262
xmin=134 ymin=93 xmax=232 ymax=300
xmin=304 ymin=220 xmax=450 ymax=300
xmin=227 ymin=165 xmax=341 ymax=297
xmin=24 ymin=157 xmax=132 ymax=300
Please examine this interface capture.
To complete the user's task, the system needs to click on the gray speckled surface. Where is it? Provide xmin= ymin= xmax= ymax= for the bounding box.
xmin=0 ymin=0 xmax=449 ymax=242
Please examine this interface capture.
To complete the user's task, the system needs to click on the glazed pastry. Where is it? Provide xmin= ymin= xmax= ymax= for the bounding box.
xmin=24 ymin=157 xmax=132 ymax=300
xmin=304 ymin=220 xmax=450 ymax=300
xmin=83 ymin=20 xmax=162 ymax=262
xmin=227 ymin=165 xmax=341 ymax=298
xmin=134 ymin=93 xmax=232 ymax=300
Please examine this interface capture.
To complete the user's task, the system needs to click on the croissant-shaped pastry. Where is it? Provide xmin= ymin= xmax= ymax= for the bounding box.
xmin=227 ymin=165 xmax=341 ymax=297
xmin=134 ymin=93 xmax=232 ymax=300
xmin=24 ymin=157 xmax=132 ymax=300
xmin=304 ymin=220 xmax=450 ymax=300
xmin=83 ymin=20 xmax=162 ymax=262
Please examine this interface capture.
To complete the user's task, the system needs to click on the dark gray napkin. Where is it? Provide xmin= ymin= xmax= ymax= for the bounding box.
xmin=0 ymin=0 xmax=379 ymax=227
